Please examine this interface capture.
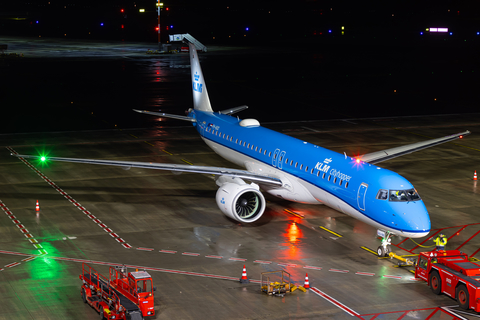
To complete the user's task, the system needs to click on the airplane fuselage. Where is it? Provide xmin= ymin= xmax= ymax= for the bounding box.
xmin=191 ymin=109 xmax=431 ymax=238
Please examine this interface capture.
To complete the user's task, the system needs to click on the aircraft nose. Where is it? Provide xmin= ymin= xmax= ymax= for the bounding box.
xmin=402 ymin=203 xmax=431 ymax=233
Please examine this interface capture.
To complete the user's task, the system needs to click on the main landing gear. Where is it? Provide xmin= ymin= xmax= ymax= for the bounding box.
xmin=377 ymin=230 xmax=393 ymax=257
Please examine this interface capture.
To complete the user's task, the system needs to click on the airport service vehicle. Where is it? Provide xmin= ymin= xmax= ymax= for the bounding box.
xmin=415 ymin=250 xmax=480 ymax=311
xmin=14 ymin=43 xmax=470 ymax=254
xmin=79 ymin=263 xmax=155 ymax=319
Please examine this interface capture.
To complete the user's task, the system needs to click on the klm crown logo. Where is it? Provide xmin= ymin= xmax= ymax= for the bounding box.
xmin=193 ymin=72 xmax=203 ymax=92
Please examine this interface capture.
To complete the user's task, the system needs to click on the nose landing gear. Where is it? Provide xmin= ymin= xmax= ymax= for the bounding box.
xmin=377 ymin=230 xmax=393 ymax=257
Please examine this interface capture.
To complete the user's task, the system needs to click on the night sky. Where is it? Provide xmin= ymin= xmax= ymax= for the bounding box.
xmin=2 ymin=1 xmax=480 ymax=44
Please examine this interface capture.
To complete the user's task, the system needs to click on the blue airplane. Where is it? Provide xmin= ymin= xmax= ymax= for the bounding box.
xmin=14 ymin=43 xmax=470 ymax=256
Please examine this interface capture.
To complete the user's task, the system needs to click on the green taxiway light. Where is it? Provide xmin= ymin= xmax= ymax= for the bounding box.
xmin=40 ymin=156 xmax=46 ymax=161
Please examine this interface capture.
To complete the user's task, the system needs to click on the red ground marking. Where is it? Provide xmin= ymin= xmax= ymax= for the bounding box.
xmin=205 ymin=255 xmax=223 ymax=259
xmin=360 ymin=306 xmax=465 ymax=320
xmin=98 ymin=223 xmax=107 ymax=228
xmin=136 ymin=247 xmax=154 ymax=251
xmin=470 ymin=247 xmax=480 ymax=258
xmin=277 ymin=263 xmax=297 ymax=268
xmin=228 ymin=257 xmax=247 ymax=261
xmin=182 ymin=252 xmax=200 ymax=256
xmin=383 ymin=275 xmax=402 ymax=279
xmin=93 ymin=219 xmax=101 ymax=224
xmin=159 ymin=250 xmax=177 ymax=254
xmin=329 ymin=268 xmax=349 ymax=273
xmin=5 ymin=262 xmax=21 ymax=268
xmin=104 ymin=228 xmax=113 ymax=233
xmin=457 ymin=229 xmax=480 ymax=251
xmin=121 ymin=243 xmax=132 ymax=249
xmin=109 ymin=233 xmax=119 ymax=238
xmin=21 ymin=256 xmax=36 ymax=262
xmin=16 ymin=224 xmax=25 ymax=229
xmin=115 ymin=238 xmax=125 ymax=243
xmin=355 ymin=272 xmax=375 ymax=276
xmin=448 ymin=225 xmax=467 ymax=241
xmin=254 ymin=260 xmax=272 ymax=264
xmin=310 ymin=287 xmax=360 ymax=317
xmin=304 ymin=266 xmax=322 ymax=270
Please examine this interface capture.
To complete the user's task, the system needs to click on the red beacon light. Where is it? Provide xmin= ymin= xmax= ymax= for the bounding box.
xmin=355 ymin=158 xmax=361 ymax=164
xmin=459 ymin=135 xmax=463 ymax=139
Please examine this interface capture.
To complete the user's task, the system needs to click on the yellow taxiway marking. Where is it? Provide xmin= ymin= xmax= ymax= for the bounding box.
xmin=360 ymin=246 xmax=378 ymax=255
xmin=162 ymin=149 xmax=173 ymax=155
xmin=319 ymin=226 xmax=342 ymax=238
xmin=284 ymin=209 xmax=304 ymax=219
xmin=144 ymin=141 xmax=155 ymax=147
xmin=129 ymin=134 xmax=138 ymax=139
xmin=181 ymin=159 xmax=193 ymax=165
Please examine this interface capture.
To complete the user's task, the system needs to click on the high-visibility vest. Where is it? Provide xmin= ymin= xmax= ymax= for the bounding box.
xmin=434 ymin=237 xmax=447 ymax=246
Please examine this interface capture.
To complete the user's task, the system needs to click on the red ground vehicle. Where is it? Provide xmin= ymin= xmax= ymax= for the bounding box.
xmin=79 ymin=263 xmax=155 ymax=319
xmin=415 ymin=250 xmax=480 ymax=312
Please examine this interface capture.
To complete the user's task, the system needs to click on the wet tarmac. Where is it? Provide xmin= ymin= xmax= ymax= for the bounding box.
xmin=0 ymin=112 xmax=479 ymax=319
xmin=0 ymin=37 xmax=479 ymax=319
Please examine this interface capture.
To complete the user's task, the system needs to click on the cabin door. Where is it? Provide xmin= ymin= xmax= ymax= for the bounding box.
xmin=357 ymin=183 xmax=368 ymax=211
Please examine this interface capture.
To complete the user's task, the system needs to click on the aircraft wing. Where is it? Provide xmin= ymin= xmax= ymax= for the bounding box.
xmin=359 ymin=130 xmax=470 ymax=164
xmin=12 ymin=154 xmax=283 ymax=186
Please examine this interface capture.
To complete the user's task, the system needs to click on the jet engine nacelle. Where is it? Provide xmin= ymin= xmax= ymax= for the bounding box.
xmin=215 ymin=183 xmax=266 ymax=223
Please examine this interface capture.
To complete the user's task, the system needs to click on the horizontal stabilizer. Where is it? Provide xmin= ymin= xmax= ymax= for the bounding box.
xmin=133 ymin=109 xmax=196 ymax=122
xmin=360 ymin=130 xmax=471 ymax=164
xmin=219 ymin=105 xmax=248 ymax=115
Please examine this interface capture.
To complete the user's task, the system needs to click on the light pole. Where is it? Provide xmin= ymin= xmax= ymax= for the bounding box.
xmin=156 ymin=1 xmax=164 ymax=50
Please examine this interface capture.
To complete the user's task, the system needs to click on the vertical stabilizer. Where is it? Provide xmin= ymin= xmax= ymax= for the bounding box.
xmin=189 ymin=43 xmax=213 ymax=112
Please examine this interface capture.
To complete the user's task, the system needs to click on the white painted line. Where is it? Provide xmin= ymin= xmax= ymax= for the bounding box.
xmin=228 ymin=257 xmax=247 ymax=261
xmin=254 ymin=260 xmax=272 ymax=264
xmin=182 ymin=252 xmax=200 ymax=256
xmin=136 ymin=247 xmax=154 ymax=251
xmin=277 ymin=263 xmax=297 ymax=268
xmin=22 ymin=256 xmax=37 ymax=262
xmin=122 ymin=243 xmax=132 ymax=249
xmin=355 ymin=272 xmax=375 ymax=276
xmin=5 ymin=262 xmax=21 ymax=268
xmin=159 ymin=250 xmax=177 ymax=254
xmin=310 ymin=287 xmax=360 ymax=317
xmin=440 ymin=307 xmax=469 ymax=320
xmin=304 ymin=265 xmax=322 ymax=270
xmin=383 ymin=275 xmax=402 ymax=279
xmin=329 ymin=268 xmax=349 ymax=273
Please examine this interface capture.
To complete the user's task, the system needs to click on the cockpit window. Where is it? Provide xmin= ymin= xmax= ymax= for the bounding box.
xmin=376 ymin=189 xmax=388 ymax=200
xmin=389 ymin=189 xmax=421 ymax=202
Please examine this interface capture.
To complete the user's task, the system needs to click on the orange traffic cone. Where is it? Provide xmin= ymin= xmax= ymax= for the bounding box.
xmin=304 ymin=273 xmax=310 ymax=289
xmin=239 ymin=265 xmax=249 ymax=283
xmin=474 ymin=171 xmax=477 ymax=181
xmin=35 ymin=200 xmax=40 ymax=212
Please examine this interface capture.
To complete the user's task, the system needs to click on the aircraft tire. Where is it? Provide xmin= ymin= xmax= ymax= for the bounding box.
xmin=429 ymin=270 xmax=441 ymax=295
xmin=456 ymin=284 xmax=469 ymax=310
xmin=377 ymin=246 xmax=385 ymax=257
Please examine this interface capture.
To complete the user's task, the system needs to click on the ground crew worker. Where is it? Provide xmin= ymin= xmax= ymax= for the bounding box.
xmin=433 ymin=234 xmax=447 ymax=251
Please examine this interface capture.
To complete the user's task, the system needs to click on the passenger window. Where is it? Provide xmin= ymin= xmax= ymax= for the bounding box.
xmin=339 ymin=179 xmax=343 ymax=186
xmin=322 ymin=173 xmax=325 ymax=179
xmin=235 ymin=139 xmax=238 ymax=143
xmin=255 ymin=147 xmax=258 ymax=151
xmin=251 ymin=145 xmax=254 ymax=150
xmin=259 ymin=148 xmax=262 ymax=153
xmin=300 ymin=164 xmax=303 ymax=170
xmin=274 ymin=153 xmax=277 ymax=160
xmin=317 ymin=171 xmax=320 ymax=177
xmin=243 ymin=142 xmax=246 ymax=147
xmin=295 ymin=162 xmax=298 ymax=168
xmin=345 ymin=182 xmax=349 ymax=188
xmin=223 ymin=134 xmax=225 ymax=138
xmin=230 ymin=137 xmax=233 ymax=141
xmin=285 ymin=158 xmax=288 ymax=163
xmin=328 ymin=175 xmax=331 ymax=181
xmin=334 ymin=177 xmax=337 ymax=183
xmin=305 ymin=166 xmax=308 ymax=172
xmin=269 ymin=152 xmax=271 ymax=157
xmin=311 ymin=168 xmax=314 ymax=174
xmin=290 ymin=160 xmax=293 ymax=165
xmin=376 ymin=189 xmax=388 ymax=200
xmin=247 ymin=143 xmax=250 ymax=148
xmin=279 ymin=155 xmax=283 ymax=162
xmin=264 ymin=150 xmax=267 ymax=155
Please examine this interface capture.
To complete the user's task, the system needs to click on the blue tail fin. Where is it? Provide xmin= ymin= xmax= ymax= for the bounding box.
xmin=189 ymin=43 xmax=213 ymax=112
